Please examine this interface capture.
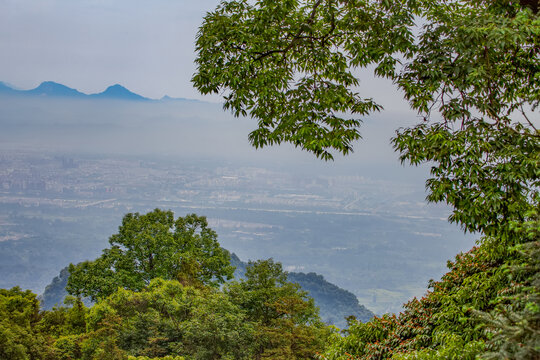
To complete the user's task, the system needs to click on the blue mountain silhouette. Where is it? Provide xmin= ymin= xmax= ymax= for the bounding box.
xmin=0 ymin=81 xmax=151 ymax=101
xmin=24 ymin=81 xmax=86 ymax=97
xmin=90 ymin=84 xmax=149 ymax=101
xmin=0 ymin=81 xmax=19 ymax=94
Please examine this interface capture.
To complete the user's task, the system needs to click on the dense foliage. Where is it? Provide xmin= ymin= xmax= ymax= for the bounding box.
xmin=41 ymin=254 xmax=373 ymax=331
xmin=226 ymin=259 xmax=331 ymax=359
xmin=193 ymin=0 xmax=539 ymax=158
xmin=1 ymin=211 xmax=332 ymax=360
xmin=67 ymin=210 xmax=235 ymax=301
xmin=231 ymin=253 xmax=374 ymax=328
xmin=320 ymin=242 xmax=514 ymax=359
xmin=0 ymin=287 xmax=52 ymax=360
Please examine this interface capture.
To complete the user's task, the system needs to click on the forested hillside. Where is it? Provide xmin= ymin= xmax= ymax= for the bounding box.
xmin=233 ymin=254 xmax=374 ymax=327
xmin=40 ymin=253 xmax=374 ymax=329
xmin=2 ymin=210 xmax=334 ymax=359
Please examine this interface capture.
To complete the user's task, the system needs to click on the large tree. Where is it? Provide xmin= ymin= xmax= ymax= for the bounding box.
xmin=193 ymin=0 xmax=538 ymax=358
xmin=226 ymin=259 xmax=330 ymax=360
xmin=66 ymin=209 xmax=235 ymax=301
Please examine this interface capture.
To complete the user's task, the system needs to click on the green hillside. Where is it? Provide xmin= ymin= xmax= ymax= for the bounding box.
xmin=40 ymin=253 xmax=374 ymax=330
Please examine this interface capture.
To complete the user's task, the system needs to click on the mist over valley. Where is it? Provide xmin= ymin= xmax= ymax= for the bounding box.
xmin=0 ymin=84 xmax=475 ymax=314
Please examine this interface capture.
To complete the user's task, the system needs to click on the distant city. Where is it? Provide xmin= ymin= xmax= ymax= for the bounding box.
xmin=0 ymin=148 xmax=475 ymax=314
xmin=0 ymin=81 xmax=476 ymax=314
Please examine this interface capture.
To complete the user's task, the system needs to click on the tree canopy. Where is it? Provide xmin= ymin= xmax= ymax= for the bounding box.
xmin=6 ymin=210 xmax=331 ymax=360
xmin=0 ymin=287 xmax=52 ymax=360
xmin=67 ymin=209 xmax=235 ymax=301
xmin=1 ymin=259 xmax=332 ymax=360
xmin=193 ymin=0 xmax=538 ymax=159
xmin=226 ymin=259 xmax=330 ymax=360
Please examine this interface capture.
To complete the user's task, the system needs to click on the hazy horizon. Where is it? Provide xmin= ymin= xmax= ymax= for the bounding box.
xmin=0 ymin=94 xmax=476 ymax=314
xmin=1 ymin=0 xmax=477 ymax=315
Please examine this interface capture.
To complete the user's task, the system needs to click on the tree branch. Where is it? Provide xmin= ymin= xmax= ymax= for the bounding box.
xmin=520 ymin=104 xmax=538 ymax=132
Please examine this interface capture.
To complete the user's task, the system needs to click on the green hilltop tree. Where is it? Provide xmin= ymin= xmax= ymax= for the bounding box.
xmin=67 ymin=209 xmax=235 ymax=301
xmin=226 ymin=259 xmax=331 ymax=359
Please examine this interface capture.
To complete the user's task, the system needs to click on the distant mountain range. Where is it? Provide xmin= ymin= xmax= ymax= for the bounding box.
xmin=0 ymin=81 xmax=193 ymax=102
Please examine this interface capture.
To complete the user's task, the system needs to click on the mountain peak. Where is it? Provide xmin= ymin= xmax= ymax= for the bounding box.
xmin=26 ymin=81 xmax=85 ymax=97
xmin=39 ymin=80 xmax=61 ymax=86
xmin=91 ymin=84 xmax=148 ymax=101
xmin=105 ymin=84 xmax=127 ymax=91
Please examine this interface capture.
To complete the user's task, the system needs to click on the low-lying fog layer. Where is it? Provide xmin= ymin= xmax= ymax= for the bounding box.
xmin=0 ymin=95 xmax=475 ymax=314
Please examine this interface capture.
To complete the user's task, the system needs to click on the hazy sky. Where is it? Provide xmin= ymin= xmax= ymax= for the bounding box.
xmin=0 ymin=0 xmax=410 ymax=111
xmin=0 ymin=0 xmax=223 ymax=99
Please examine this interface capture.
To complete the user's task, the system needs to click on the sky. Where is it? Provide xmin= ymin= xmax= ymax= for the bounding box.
xmin=0 ymin=0 xmax=426 ymax=178
xmin=0 ymin=0 xmax=224 ymax=100
xmin=0 ymin=0 xmax=411 ymax=112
